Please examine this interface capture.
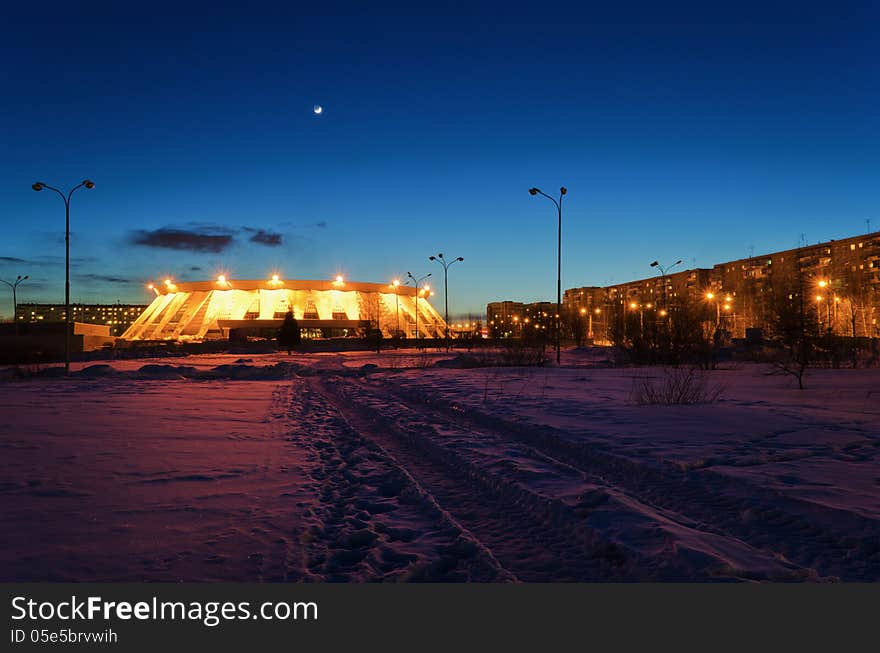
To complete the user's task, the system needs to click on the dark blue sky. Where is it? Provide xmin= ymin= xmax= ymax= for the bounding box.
xmin=1 ymin=1 xmax=877 ymax=317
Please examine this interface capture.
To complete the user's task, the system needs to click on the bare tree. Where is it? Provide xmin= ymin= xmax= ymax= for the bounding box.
xmin=765 ymin=273 xmax=817 ymax=389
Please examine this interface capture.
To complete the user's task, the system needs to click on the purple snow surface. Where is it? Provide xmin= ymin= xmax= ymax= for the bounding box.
xmin=1 ymin=348 xmax=878 ymax=582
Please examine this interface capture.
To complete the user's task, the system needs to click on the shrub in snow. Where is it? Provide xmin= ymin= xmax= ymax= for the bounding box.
xmin=632 ymin=366 xmax=724 ymax=405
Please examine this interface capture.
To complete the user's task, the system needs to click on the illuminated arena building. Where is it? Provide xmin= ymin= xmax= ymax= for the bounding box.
xmin=121 ymin=276 xmax=445 ymax=341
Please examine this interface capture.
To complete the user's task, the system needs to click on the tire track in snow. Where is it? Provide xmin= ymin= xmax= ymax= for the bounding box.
xmin=366 ymin=374 xmax=880 ymax=581
xmin=313 ymin=376 xmax=654 ymax=581
xmin=281 ymin=377 xmax=511 ymax=582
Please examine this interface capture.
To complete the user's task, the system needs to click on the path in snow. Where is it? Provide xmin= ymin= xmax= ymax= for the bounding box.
xmin=2 ymin=351 xmax=878 ymax=581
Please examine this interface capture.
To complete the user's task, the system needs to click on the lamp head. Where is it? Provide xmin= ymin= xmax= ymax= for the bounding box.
xmin=528 ymin=188 xmax=539 ymax=195
xmin=560 ymin=187 xmax=567 ymax=195
xmin=32 ymin=182 xmax=44 ymax=191
xmin=674 ymin=259 xmax=682 ymax=265
xmin=83 ymin=180 xmax=95 ymax=189
xmin=457 ymin=257 xmax=463 ymax=262
xmin=429 ymin=256 xmax=436 ymax=261
xmin=650 ymin=261 xmax=659 ymax=267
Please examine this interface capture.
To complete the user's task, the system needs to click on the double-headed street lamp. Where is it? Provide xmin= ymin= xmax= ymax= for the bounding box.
xmin=1 ymin=275 xmax=29 ymax=337
xmin=429 ymin=253 xmax=464 ymax=351
xmin=407 ymin=271 xmax=431 ymax=339
xmin=529 ymin=186 xmax=566 ymax=364
xmin=33 ymin=180 xmax=95 ymax=374
xmin=649 ymin=258 xmax=682 ymax=310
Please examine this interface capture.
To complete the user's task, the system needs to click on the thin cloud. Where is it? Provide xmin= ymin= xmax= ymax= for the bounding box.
xmin=0 ymin=255 xmax=94 ymax=267
xmin=243 ymin=227 xmax=283 ymax=246
xmin=74 ymin=273 xmax=133 ymax=285
xmin=129 ymin=227 xmax=235 ymax=253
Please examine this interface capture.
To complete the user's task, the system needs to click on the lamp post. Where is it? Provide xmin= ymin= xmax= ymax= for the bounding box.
xmin=32 ymin=180 xmax=95 ymax=375
xmin=649 ymin=259 xmax=682 ymax=311
xmin=1 ymin=275 xmax=28 ymax=337
xmin=592 ymin=308 xmax=601 ymax=341
xmin=428 ymin=253 xmax=464 ymax=351
xmin=407 ymin=271 xmax=431 ymax=340
xmin=529 ymin=186 xmax=566 ymax=364
xmin=705 ymin=292 xmax=720 ymax=327
xmin=630 ymin=302 xmax=644 ymax=333
xmin=817 ymin=279 xmax=833 ymax=333
xmin=390 ymin=279 xmax=401 ymax=338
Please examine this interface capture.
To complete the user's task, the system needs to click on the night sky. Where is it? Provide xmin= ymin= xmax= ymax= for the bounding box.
xmin=1 ymin=1 xmax=877 ymax=318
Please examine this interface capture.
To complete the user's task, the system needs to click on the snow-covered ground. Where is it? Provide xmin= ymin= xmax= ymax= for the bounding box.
xmin=1 ymin=348 xmax=878 ymax=581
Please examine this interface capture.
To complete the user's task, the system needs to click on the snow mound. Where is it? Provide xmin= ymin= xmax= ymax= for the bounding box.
xmin=135 ymin=364 xmax=199 ymax=379
xmin=202 ymin=363 xmax=298 ymax=380
xmin=77 ymin=364 xmax=117 ymax=377
xmin=433 ymin=354 xmax=482 ymax=369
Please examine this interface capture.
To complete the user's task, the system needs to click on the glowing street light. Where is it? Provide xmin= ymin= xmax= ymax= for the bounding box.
xmin=429 ymin=253 xmax=464 ymax=350
xmin=815 ymin=279 xmax=833 ymax=332
xmin=391 ymin=279 xmax=401 ymax=338
xmin=32 ymin=179 xmax=95 ymax=374
xmin=0 ymin=275 xmax=29 ymax=337
xmin=592 ymin=307 xmax=602 ymax=341
xmin=705 ymin=291 xmax=722 ymax=326
xmin=529 ymin=185 xmax=567 ymax=364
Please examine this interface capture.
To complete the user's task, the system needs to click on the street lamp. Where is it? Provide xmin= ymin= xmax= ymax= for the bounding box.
xmin=407 ymin=271 xmax=431 ymax=340
xmin=428 ymin=253 xmax=464 ymax=351
xmin=32 ymin=179 xmax=95 ymax=374
xmin=705 ymin=291 xmax=720 ymax=327
xmin=390 ymin=279 xmax=401 ymax=338
xmin=529 ymin=186 xmax=566 ymax=364
xmin=649 ymin=258 xmax=682 ymax=310
xmin=630 ymin=301 xmax=644 ymax=332
xmin=0 ymin=275 xmax=29 ymax=337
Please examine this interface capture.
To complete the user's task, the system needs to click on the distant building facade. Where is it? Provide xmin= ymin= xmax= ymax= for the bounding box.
xmin=486 ymin=300 xmax=554 ymax=338
xmin=490 ymin=230 xmax=880 ymax=342
xmin=563 ymin=231 xmax=880 ymax=339
xmin=16 ymin=302 xmax=148 ymax=337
